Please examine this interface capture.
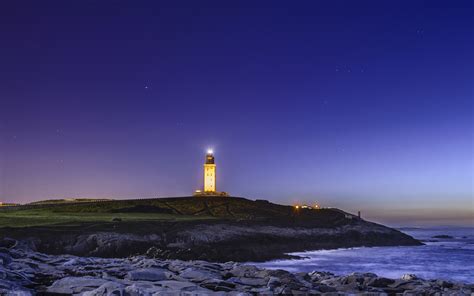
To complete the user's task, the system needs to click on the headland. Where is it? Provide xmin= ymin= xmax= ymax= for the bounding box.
xmin=0 ymin=196 xmax=421 ymax=262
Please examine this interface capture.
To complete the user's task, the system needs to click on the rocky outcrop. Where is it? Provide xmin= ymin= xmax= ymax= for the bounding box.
xmin=5 ymin=218 xmax=421 ymax=262
xmin=0 ymin=238 xmax=471 ymax=295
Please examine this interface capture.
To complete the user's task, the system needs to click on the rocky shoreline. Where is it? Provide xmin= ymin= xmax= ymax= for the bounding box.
xmin=3 ymin=219 xmax=422 ymax=262
xmin=1 ymin=238 xmax=472 ymax=295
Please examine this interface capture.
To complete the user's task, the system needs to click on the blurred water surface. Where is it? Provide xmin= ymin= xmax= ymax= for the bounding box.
xmin=253 ymin=227 xmax=474 ymax=283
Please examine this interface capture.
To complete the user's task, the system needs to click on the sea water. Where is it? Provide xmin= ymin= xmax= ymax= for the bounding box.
xmin=253 ymin=227 xmax=474 ymax=283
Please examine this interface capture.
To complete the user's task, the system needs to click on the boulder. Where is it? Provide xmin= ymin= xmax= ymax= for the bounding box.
xmin=267 ymin=276 xmax=281 ymax=288
xmin=228 ymin=265 xmax=260 ymax=278
xmin=401 ymin=274 xmax=419 ymax=281
xmin=308 ymin=270 xmax=334 ymax=282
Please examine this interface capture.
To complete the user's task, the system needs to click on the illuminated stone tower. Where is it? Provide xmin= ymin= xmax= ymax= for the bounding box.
xmin=204 ymin=149 xmax=216 ymax=192
xmin=194 ymin=149 xmax=229 ymax=197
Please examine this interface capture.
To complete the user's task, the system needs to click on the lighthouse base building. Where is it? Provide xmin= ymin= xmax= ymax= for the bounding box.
xmin=193 ymin=150 xmax=229 ymax=197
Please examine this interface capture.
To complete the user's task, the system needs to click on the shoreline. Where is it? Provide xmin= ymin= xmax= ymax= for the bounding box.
xmin=1 ymin=219 xmax=422 ymax=262
xmin=1 ymin=238 xmax=472 ymax=295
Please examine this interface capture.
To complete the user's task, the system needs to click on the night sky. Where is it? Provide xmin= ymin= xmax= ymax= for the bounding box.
xmin=1 ymin=1 xmax=472 ymax=226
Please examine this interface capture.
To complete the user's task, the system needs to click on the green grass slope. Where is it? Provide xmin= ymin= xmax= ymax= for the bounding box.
xmin=0 ymin=196 xmax=349 ymax=228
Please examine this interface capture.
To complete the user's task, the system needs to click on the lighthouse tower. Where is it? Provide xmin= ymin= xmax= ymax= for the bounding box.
xmin=204 ymin=149 xmax=216 ymax=192
xmin=194 ymin=149 xmax=229 ymax=197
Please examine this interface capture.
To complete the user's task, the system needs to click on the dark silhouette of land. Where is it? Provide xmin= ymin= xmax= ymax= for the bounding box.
xmin=0 ymin=196 xmax=421 ymax=262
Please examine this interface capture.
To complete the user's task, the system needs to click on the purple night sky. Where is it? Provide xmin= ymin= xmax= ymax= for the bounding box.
xmin=1 ymin=1 xmax=472 ymax=226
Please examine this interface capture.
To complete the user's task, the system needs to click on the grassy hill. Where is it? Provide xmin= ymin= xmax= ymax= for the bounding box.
xmin=0 ymin=196 xmax=349 ymax=228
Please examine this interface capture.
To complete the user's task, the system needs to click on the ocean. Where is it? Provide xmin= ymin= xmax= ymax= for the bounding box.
xmin=253 ymin=227 xmax=474 ymax=283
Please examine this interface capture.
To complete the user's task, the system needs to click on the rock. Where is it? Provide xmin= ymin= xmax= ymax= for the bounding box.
xmin=436 ymin=279 xmax=453 ymax=288
xmin=401 ymin=274 xmax=419 ymax=281
xmin=432 ymin=235 xmax=453 ymax=239
xmin=156 ymin=280 xmax=196 ymax=290
xmin=308 ymin=270 xmax=334 ymax=282
xmin=124 ymin=283 xmax=163 ymax=295
xmin=267 ymin=276 xmax=281 ymax=288
xmin=201 ymin=278 xmax=236 ymax=292
xmin=0 ymin=253 xmax=12 ymax=266
xmin=274 ymin=286 xmax=293 ymax=294
xmin=317 ymin=284 xmax=337 ymax=292
xmin=82 ymin=282 xmax=125 ymax=296
xmin=250 ymin=286 xmax=272 ymax=293
xmin=228 ymin=265 xmax=260 ymax=278
xmin=179 ymin=267 xmax=221 ymax=282
xmin=367 ymin=277 xmax=395 ymax=287
xmin=3 ymin=290 xmax=33 ymax=296
xmin=227 ymin=292 xmax=252 ymax=296
xmin=47 ymin=276 xmax=110 ymax=294
xmin=228 ymin=277 xmax=268 ymax=286
xmin=126 ymin=268 xmax=170 ymax=281
xmin=62 ymin=258 xmax=80 ymax=266
xmin=0 ymin=238 xmax=18 ymax=249
xmin=340 ymin=273 xmax=365 ymax=285
xmin=0 ymin=241 xmax=471 ymax=295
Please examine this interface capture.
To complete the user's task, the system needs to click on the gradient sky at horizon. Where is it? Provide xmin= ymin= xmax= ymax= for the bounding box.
xmin=0 ymin=1 xmax=473 ymax=226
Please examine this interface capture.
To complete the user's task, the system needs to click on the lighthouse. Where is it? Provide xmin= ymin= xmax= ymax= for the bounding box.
xmin=204 ymin=149 xmax=216 ymax=192
xmin=194 ymin=149 xmax=229 ymax=197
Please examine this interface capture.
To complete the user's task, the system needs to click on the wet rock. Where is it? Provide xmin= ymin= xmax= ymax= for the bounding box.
xmin=0 ymin=241 xmax=471 ymax=295
xmin=124 ymin=283 xmax=163 ymax=295
xmin=179 ymin=267 xmax=221 ymax=282
xmin=401 ymin=274 xmax=419 ymax=281
xmin=156 ymin=280 xmax=196 ymax=290
xmin=82 ymin=282 xmax=125 ymax=296
xmin=228 ymin=265 xmax=260 ymax=278
xmin=228 ymin=276 xmax=268 ymax=286
xmin=308 ymin=270 xmax=334 ymax=282
xmin=47 ymin=276 xmax=110 ymax=294
xmin=126 ymin=268 xmax=170 ymax=281
xmin=367 ymin=277 xmax=395 ymax=287
xmin=436 ymin=279 xmax=454 ymax=288
xmin=267 ymin=276 xmax=281 ymax=288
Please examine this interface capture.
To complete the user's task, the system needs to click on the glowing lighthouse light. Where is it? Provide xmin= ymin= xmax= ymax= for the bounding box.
xmin=207 ymin=149 xmax=214 ymax=154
